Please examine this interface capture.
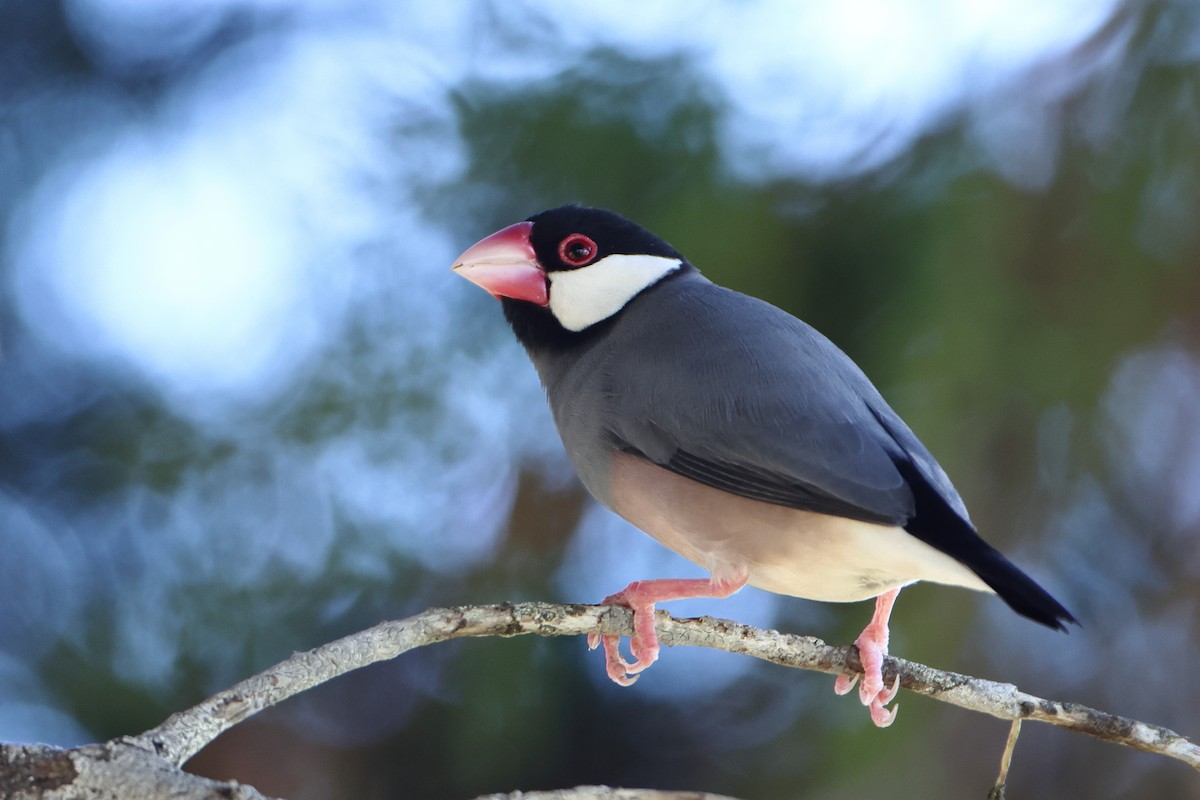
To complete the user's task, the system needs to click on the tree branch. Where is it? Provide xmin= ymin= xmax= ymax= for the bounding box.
xmin=134 ymin=601 xmax=1200 ymax=776
xmin=0 ymin=740 xmax=281 ymax=800
xmin=7 ymin=600 xmax=1195 ymax=798
xmin=988 ymin=719 xmax=1022 ymax=800
xmin=470 ymin=788 xmax=739 ymax=800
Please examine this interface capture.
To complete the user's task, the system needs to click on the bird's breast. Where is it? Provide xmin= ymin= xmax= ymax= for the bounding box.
xmin=607 ymin=452 xmax=989 ymax=602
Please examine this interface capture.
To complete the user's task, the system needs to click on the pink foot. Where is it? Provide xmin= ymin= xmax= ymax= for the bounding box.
xmin=588 ymin=569 xmax=749 ymax=686
xmin=834 ymin=588 xmax=901 ymax=727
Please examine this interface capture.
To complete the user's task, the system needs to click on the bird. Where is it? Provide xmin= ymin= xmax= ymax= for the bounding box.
xmin=450 ymin=204 xmax=1076 ymax=727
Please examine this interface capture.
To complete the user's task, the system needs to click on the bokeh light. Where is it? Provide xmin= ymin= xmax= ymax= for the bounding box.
xmin=2 ymin=1 xmax=1199 ymax=798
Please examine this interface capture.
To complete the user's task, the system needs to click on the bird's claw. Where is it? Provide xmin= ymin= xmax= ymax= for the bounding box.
xmin=869 ymin=699 xmax=898 ymax=728
xmin=590 ymin=586 xmax=662 ymax=685
xmin=596 ymin=632 xmax=655 ymax=685
xmin=834 ymin=589 xmax=901 ymax=728
xmin=878 ymin=673 xmax=900 ymax=706
xmin=601 ymin=635 xmax=640 ymax=686
xmin=589 ymin=573 xmax=748 ymax=685
xmin=858 ymin=668 xmax=899 ymax=707
xmin=835 ymin=670 xmax=899 ymax=725
xmin=589 ymin=596 xmax=658 ymax=684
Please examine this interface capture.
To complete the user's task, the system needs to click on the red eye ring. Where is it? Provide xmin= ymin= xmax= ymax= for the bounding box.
xmin=558 ymin=233 xmax=598 ymax=267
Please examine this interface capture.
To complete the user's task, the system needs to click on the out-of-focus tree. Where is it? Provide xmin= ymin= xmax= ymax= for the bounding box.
xmin=2 ymin=1 xmax=1199 ymax=798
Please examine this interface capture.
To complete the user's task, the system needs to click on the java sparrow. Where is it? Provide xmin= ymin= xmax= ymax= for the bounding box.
xmin=451 ymin=205 xmax=1076 ymax=727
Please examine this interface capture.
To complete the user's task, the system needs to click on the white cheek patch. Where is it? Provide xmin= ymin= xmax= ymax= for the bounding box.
xmin=547 ymin=254 xmax=682 ymax=331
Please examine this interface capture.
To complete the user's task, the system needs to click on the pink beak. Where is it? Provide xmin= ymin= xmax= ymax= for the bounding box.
xmin=450 ymin=221 xmax=548 ymax=306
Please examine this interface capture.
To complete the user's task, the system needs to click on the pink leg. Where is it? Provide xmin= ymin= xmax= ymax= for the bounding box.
xmin=587 ymin=569 xmax=749 ymax=686
xmin=833 ymin=588 xmax=901 ymax=727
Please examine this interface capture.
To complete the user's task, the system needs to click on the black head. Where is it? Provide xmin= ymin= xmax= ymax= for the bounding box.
xmin=525 ymin=205 xmax=686 ymax=273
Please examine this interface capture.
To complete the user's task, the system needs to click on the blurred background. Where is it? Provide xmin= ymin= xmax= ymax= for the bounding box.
xmin=2 ymin=0 xmax=1199 ymax=797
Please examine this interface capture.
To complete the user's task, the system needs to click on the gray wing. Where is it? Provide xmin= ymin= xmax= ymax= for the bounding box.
xmin=601 ymin=275 xmax=970 ymax=528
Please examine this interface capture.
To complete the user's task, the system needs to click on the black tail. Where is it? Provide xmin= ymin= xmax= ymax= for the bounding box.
xmin=894 ymin=459 xmax=1078 ymax=632
xmin=964 ymin=544 xmax=1078 ymax=631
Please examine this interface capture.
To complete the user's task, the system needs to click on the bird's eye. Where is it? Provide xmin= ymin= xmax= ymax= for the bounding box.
xmin=558 ymin=233 xmax=598 ymax=267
